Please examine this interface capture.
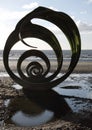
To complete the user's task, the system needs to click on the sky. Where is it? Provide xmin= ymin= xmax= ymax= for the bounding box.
xmin=0 ymin=0 xmax=92 ymax=50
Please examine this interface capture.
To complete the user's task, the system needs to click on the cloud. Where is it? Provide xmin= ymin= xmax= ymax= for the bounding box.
xmin=87 ymin=0 xmax=92 ymax=4
xmin=88 ymin=0 xmax=92 ymax=3
xmin=69 ymin=16 xmax=92 ymax=33
xmin=0 ymin=7 xmax=30 ymax=49
xmin=22 ymin=2 xmax=39 ymax=9
xmin=49 ymin=6 xmax=58 ymax=11
xmin=77 ymin=20 xmax=92 ymax=32
xmin=0 ymin=2 xmax=40 ymax=22
xmin=0 ymin=8 xmax=28 ymax=22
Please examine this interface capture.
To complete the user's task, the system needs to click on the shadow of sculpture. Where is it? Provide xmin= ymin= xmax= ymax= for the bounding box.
xmin=5 ymin=89 xmax=72 ymax=126
xmin=23 ymin=89 xmax=72 ymax=117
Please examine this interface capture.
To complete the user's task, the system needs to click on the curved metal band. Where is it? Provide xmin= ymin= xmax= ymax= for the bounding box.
xmin=3 ymin=6 xmax=81 ymax=90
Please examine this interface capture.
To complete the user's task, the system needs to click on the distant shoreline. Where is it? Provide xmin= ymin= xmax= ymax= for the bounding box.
xmin=0 ymin=49 xmax=92 ymax=74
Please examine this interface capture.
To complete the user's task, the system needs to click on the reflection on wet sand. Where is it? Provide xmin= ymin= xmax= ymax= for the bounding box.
xmin=5 ymin=89 xmax=71 ymax=126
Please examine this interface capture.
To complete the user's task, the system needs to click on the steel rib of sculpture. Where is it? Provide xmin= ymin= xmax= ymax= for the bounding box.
xmin=3 ymin=6 xmax=81 ymax=90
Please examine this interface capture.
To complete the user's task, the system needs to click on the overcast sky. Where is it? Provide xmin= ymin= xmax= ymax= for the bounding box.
xmin=0 ymin=0 xmax=92 ymax=50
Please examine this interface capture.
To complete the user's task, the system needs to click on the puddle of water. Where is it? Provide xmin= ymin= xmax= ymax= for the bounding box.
xmin=0 ymin=72 xmax=9 ymax=77
xmin=5 ymin=90 xmax=71 ymax=127
xmin=53 ymin=73 xmax=92 ymax=99
xmin=11 ymin=110 xmax=53 ymax=127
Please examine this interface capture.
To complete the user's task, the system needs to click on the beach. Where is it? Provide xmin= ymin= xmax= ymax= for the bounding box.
xmin=0 ymin=57 xmax=92 ymax=130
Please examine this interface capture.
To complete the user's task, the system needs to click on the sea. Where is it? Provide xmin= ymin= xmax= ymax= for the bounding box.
xmin=0 ymin=49 xmax=92 ymax=62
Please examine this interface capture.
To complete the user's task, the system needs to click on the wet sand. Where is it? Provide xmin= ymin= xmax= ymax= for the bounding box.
xmin=0 ymin=60 xmax=92 ymax=73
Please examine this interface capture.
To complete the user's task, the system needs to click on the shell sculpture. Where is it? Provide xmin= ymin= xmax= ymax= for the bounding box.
xmin=3 ymin=7 xmax=81 ymax=90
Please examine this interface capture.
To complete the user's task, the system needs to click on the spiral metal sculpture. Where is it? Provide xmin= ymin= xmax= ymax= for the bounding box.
xmin=3 ymin=6 xmax=81 ymax=90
